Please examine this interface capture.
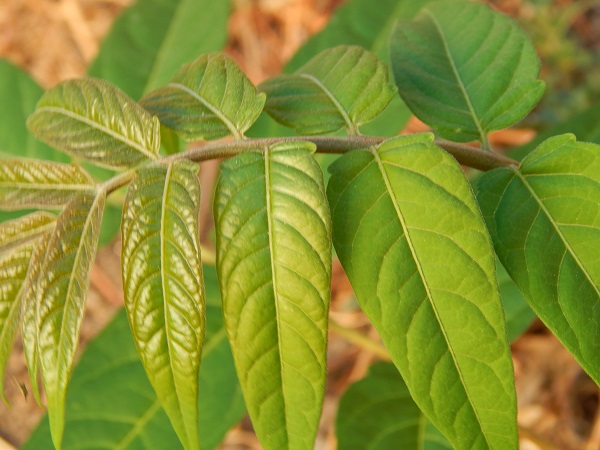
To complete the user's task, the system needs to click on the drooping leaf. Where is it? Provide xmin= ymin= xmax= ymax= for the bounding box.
xmin=389 ymin=0 xmax=545 ymax=144
xmin=336 ymin=362 xmax=452 ymax=450
xmin=0 ymin=213 xmax=55 ymax=402
xmin=477 ymin=134 xmax=600 ymax=384
xmin=22 ymin=267 xmax=245 ymax=450
xmin=260 ymin=46 xmax=396 ymax=135
xmin=141 ymin=53 xmax=265 ymax=141
xmin=0 ymin=60 xmax=66 ymax=162
xmin=89 ymin=0 xmax=230 ymax=100
xmin=327 ymin=133 xmax=517 ymax=449
xmin=34 ymin=191 xmax=106 ymax=449
xmin=214 ymin=141 xmax=332 ymax=450
xmin=0 ymin=159 xmax=95 ymax=210
xmin=121 ymin=161 xmax=205 ymax=450
xmin=27 ymin=78 xmax=160 ymax=170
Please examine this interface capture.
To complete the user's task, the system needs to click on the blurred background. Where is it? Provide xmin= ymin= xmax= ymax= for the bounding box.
xmin=0 ymin=0 xmax=599 ymax=449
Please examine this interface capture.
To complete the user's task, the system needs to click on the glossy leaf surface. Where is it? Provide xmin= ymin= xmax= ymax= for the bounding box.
xmin=33 ymin=192 xmax=105 ymax=448
xmin=141 ymin=53 xmax=265 ymax=141
xmin=390 ymin=0 xmax=544 ymax=143
xmin=477 ymin=134 xmax=600 ymax=384
xmin=0 ymin=213 xmax=55 ymax=402
xmin=260 ymin=46 xmax=396 ymax=135
xmin=89 ymin=0 xmax=230 ymax=100
xmin=327 ymin=134 xmax=517 ymax=449
xmin=27 ymin=79 xmax=160 ymax=169
xmin=215 ymin=141 xmax=331 ymax=450
xmin=336 ymin=362 xmax=451 ymax=450
xmin=122 ymin=161 xmax=205 ymax=450
xmin=0 ymin=159 xmax=94 ymax=210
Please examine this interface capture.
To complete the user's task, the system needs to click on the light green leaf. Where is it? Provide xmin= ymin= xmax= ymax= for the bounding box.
xmin=214 ymin=141 xmax=331 ymax=450
xmin=34 ymin=191 xmax=106 ymax=449
xmin=27 ymin=78 xmax=160 ymax=170
xmin=327 ymin=134 xmax=517 ymax=450
xmin=336 ymin=362 xmax=452 ymax=450
xmin=122 ymin=161 xmax=205 ymax=450
xmin=22 ymin=267 xmax=245 ymax=450
xmin=260 ymin=46 xmax=396 ymax=135
xmin=141 ymin=53 xmax=265 ymax=141
xmin=389 ymin=0 xmax=545 ymax=144
xmin=0 ymin=159 xmax=94 ymax=210
xmin=0 ymin=213 xmax=55 ymax=403
xmin=89 ymin=0 xmax=230 ymax=100
xmin=477 ymin=134 xmax=600 ymax=384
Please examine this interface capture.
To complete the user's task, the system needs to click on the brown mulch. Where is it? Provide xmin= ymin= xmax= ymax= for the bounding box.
xmin=0 ymin=1 xmax=598 ymax=449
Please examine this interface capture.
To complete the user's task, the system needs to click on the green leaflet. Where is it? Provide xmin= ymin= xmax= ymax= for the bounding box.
xmin=0 ymin=213 xmax=55 ymax=402
xmin=260 ymin=46 xmax=396 ymax=135
xmin=214 ymin=141 xmax=331 ymax=450
xmin=27 ymin=79 xmax=160 ymax=170
xmin=121 ymin=161 xmax=205 ymax=450
xmin=477 ymin=134 xmax=600 ymax=384
xmin=336 ymin=362 xmax=452 ymax=450
xmin=0 ymin=159 xmax=95 ymax=210
xmin=22 ymin=267 xmax=246 ymax=450
xmin=34 ymin=192 xmax=106 ymax=449
xmin=141 ymin=53 xmax=266 ymax=141
xmin=389 ymin=0 xmax=545 ymax=144
xmin=89 ymin=0 xmax=230 ymax=100
xmin=327 ymin=134 xmax=517 ymax=450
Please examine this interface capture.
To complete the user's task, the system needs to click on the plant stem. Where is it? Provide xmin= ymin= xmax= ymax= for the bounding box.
xmin=328 ymin=319 xmax=391 ymax=361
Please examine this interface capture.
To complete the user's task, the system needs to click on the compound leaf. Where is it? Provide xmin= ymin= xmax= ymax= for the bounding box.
xmin=336 ymin=362 xmax=452 ymax=450
xmin=35 ymin=192 xmax=106 ymax=449
xmin=327 ymin=134 xmax=517 ymax=450
xmin=27 ymin=79 xmax=160 ymax=170
xmin=260 ymin=46 xmax=396 ymax=135
xmin=22 ymin=267 xmax=245 ymax=450
xmin=214 ymin=141 xmax=331 ymax=450
xmin=389 ymin=0 xmax=545 ymax=144
xmin=477 ymin=134 xmax=600 ymax=384
xmin=89 ymin=0 xmax=230 ymax=100
xmin=0 ymin=159 xmax=95 ymax=210
xmin=122 ymin=161 xmax=205 ymax=450
xmin=0 ymin=213 xmax=55 ymax=403
xmin=141 ymin=53 xmax=265 ymax=141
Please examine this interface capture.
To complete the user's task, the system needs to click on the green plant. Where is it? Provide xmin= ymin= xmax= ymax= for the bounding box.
xmin=1 ymin=0 xmax=599 ymax=449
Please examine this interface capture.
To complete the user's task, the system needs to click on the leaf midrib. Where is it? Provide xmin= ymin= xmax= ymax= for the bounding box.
xmin=370 ymin=147 xmax=492 ymax=448
xmin=35 ymin=106 xmax=158 ymax=162
xmin=0 ymin=221 xmax=55 ymax=255
xmin=423 ymin=9 xmax=487 ymax=144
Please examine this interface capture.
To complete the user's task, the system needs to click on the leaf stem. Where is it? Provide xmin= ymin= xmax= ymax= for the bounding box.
xmin=328 ymin=319 xmax=391 ymax=361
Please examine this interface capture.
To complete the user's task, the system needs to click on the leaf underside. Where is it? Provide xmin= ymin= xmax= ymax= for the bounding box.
xmin=214 ymin=141 xmax=331 ymax=450
xmin=260 ymin=46 xmax=396 ymax=135
xmin=390 ymin=0 xmax=545 ymax=143
xmin=121 ymin=161 xmax=205 ymax=450
xmin=27 ymin=78 xmax=160 ymax=170
xmin=33 ymin=192 xmax=105 ymax=449
xmin=336 ymin=362 xmax=452 ymax=450
xmin=141 ymin=53 xmax=265 ymax=141
xmin=327 ymin=134 xmax=517 ymax=450
xmin=477 ymin=134 xmax=600 ymax=384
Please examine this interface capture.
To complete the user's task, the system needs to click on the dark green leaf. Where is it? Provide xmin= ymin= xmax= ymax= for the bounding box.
xmin=260 ymin=46 xmax=396 ymax=135
xmin=336 ymin=362 xmax=452 ymax=450
xmin=89 ymin=0 xmax=230 ymax=100
xmin=327 ymin=133 xmax=517 ymax=449
xmin=141 ymin=53 xmax=266 ymax=141
xmin=390 ymin=0 xmax=545 ymax=144
xmin=34 ymin=192 xmax=106 ymax=448
xmin=215 ymin=141 xmax=331 ymax=450
xmin=497 ymin=259 xmax=536 ymax=342
xmin=22 ymin=267 xmax=245 ymax=450
xmin=477 ymin=134 xmax=600 ymax=384
xmin=27 ymin=79 xmax=160 ymax=170
xmin=0 ymin=159 xmax=94 ymax=210
xmin=122 ymin=161 xmax=205 ymax=450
